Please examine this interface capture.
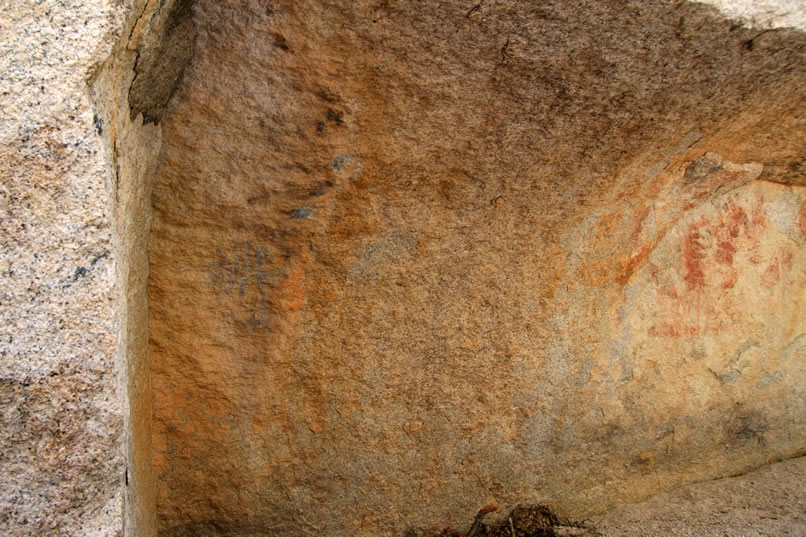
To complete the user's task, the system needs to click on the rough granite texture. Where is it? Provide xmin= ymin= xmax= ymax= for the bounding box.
xmin=148 ymin=1 xmax=806 ymax=536
xmin=595 ymin=455 xmax=806 ymax=537
xmin=0 ymin=1 xmax=127 ymax=535
xmin=1 ymin=0 xmax=170 ymax=535
xmin=1 ymin=1 xmax=805 ymax=537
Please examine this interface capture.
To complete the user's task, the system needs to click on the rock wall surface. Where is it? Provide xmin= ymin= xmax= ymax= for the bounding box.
xmin=0 ymin=1 xmax=138 ymax=535
xmin=90 ymin=1 xmax=198 ymax=535
xmin=1 ymin=1 xmax=805 ymax=537
xmin=148 ymin=1 xmax=806 ymax=536
xmin=1 ymin=0 xmax=181 ymax=535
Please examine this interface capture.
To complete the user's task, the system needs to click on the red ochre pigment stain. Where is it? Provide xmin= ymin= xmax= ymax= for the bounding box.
xmin=683 ymin=220 xmax=707 ymax=292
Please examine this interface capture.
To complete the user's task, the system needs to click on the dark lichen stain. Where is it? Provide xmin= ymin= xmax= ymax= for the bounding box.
xmin=93 ymin=113 xmax=103 ymax=135
xmin=273 ymin=33 xmax=290 ymax=51
xmin=291 ymin=207 xmax=314 ymax=219
xmin=306 ymin=181 xmax=333 ymax=198
xmin=128 ymin=0 xmax=196 ymax=124
xmin=316 ymin=89 xmax=338 ymax=103
xmin=727 ymin=410 xmax=769 ymax=444
xmin=326 ymin=108 xmax=345 ymax=124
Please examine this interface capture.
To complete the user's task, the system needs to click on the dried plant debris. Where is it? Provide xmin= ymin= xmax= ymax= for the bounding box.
xmin=427 ymin=504 xmax=597 ymax=537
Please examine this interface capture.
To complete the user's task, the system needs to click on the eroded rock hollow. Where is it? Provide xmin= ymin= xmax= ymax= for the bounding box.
xmin=146 ymin=1 xmax=806 ymax=535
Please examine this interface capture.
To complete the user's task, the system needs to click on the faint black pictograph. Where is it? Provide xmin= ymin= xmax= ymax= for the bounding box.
xmin=206 ymin=244 xmax=283 ymax=330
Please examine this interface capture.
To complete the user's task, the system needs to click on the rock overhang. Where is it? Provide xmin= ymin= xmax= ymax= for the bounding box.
xmin=97 ymin=0 xmax=806 ymax=535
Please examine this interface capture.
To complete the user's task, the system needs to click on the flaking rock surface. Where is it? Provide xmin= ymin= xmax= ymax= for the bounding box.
xmin=149 ymin=1 xmax=806 ymax=536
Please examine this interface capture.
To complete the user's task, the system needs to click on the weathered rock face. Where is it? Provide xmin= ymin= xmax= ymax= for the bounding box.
xmin=1 ymin=0 xmax=193 ymax=535
xmin=148 ymin=1 xmax=806 ymax=536
xmin=2 ymin=0 xmax=805 ymax=536
xmin=90 ymin=1 xmax=199 ymax=535
xmin=0 ymin=2 xmax=129 ymax=535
